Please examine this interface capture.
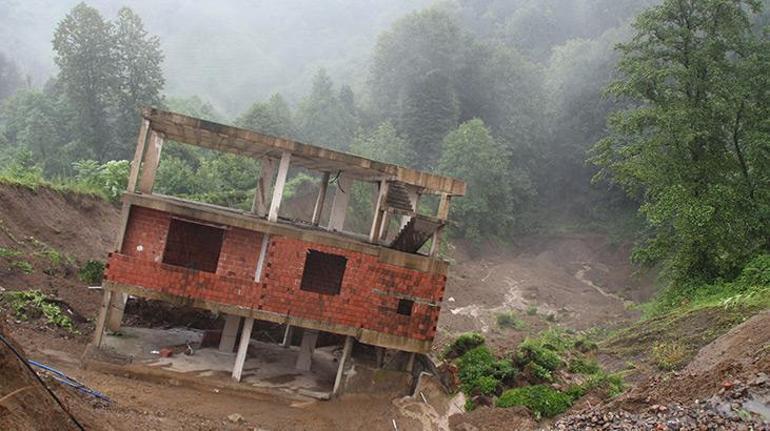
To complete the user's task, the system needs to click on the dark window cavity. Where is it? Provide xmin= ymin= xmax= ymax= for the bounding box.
xmin=163 ymin=219 xmax=225 ymax=273
xmin=397 ymin=299 xmax=414 ymax=316
xmin=299 ymin=250 xmax=347 ymax=295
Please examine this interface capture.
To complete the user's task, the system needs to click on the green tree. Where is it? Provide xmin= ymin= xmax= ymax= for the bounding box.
xmin=52 ymin=3 xmax=115 ymax=160
xmin=592 ymin=0 xmax=770 ymax=281
xmin=350 ymin=122 xmax=415 ymax=166
xmin=111 ymin=7 xmax=164 ymax=158
xmin=236 ymin=93 xmax=295 ymax=138
xmin=0 ymin=87 xmax=75 ymax=176
xmin=296 ymin=69 xmax=355 ymax=149
xmin=399 ymin=70 xmax=459 ymax=168
xmin=439 ymin=119 xmax=531 ymax=245
xmin=0 ymin=52 xmax=24 ymax=101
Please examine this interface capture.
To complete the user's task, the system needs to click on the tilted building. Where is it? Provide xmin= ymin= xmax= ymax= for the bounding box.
xmin=93 ymin=108 xmax=465 ymax=393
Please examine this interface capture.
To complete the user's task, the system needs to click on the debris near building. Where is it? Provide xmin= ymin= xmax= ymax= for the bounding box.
xmin=92 ymin=107 xmax=466 ymax=395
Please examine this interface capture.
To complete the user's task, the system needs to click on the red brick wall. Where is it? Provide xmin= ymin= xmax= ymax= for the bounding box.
xmin=107 ymin=205 xmax=446 ymax=343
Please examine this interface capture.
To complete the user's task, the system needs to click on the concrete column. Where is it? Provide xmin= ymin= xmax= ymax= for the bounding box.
xmin=295 ymin=329 xmax=319 ymax=371
xmin=253 ymin=157 xmax=276 ymax=217
xmin=92 ymin=290 xmax=114 ymax=348
xmin=219 ymin=315 xmax=241 ymax=353
xmin=405 ymin=352 xmax=416 ymax=373
xmin=138 ymin=131 xmax=163 ymax=194
xmin=281 ymin=325 xmax=294 ymax=348
xmin=333 ymin=336 xmax=354 ymax=396
xmin=268 ymin=151 xmax=291 ymax=222
xmin=106 ymin=292 xmax=127 ymax=332
xmin=311 ymin=172 xmax=330 ymax=226
xmin=232 ymin=317 xmax=254 ymax=382
xmin=328 ymin=175 xmax=352 ymax=231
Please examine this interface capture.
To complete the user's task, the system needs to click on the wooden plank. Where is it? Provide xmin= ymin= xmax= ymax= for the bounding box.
xmin=138 ymin=131 xmax=164 ymax=194
xmin=127 ymin=119 xmax=150 ymax=192
xmin=267 ymin=151 xmax=291 ymax=222
xmin=311 ymin=172 xmax=330 ymax=226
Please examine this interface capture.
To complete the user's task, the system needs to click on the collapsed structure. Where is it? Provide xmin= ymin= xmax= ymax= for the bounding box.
xmin=93 ymin=108 xmax=465 ymax=394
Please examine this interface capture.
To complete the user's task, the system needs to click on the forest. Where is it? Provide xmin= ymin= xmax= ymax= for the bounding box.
xmin=1 ymin=0 xmax=769 ymax=295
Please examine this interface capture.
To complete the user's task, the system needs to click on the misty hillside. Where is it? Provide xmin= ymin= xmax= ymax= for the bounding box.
xmin=0 ymin=0 xmax=431 ymax=114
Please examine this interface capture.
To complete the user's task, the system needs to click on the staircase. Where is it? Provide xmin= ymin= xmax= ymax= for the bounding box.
xmin=389 ymin=214 xmax=444 ymax=253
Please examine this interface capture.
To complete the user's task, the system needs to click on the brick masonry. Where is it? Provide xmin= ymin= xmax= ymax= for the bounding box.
xmin=107 ymin=205 xmax=445 ymax=343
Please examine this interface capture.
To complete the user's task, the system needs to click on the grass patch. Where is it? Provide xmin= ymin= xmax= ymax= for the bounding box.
xmin=496 ymin=311 xmax=526 ymax=330
xmin=496 ymin=385 xmax=572 ymax=419
xmin=651 ymin=341 xmax=689 ymax=370
xmin=526 ymin=305 xmax=538 ymax=316
xmin=0 ymin=247 xmax=21 ymax=258
xmin=10 ymin=260 xmax=33 ymax=274
xmin=568 ymin=357 xmax=600 ymax=375
xmin=2 ymin=290 xmax=77 ymax=332
xmin=79 ymin=260 xmax=105 ymax=285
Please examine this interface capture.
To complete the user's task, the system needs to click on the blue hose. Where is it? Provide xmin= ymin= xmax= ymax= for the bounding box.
xmin=28 ymin=359 xmax=111 ymax=403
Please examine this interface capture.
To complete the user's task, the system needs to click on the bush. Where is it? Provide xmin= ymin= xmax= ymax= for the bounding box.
xmin=515 ymin=339 xmax=563 ymax=373
xmin=444 ymin=332 xmax=485 ymax=358
xmin=79 ymin=259 xmax=105 ymax=285
xmin=457 ymin=346 xmax=517 ymax=396
xmin=496 ymin=385 xmax=572 ymax=418
xmin=565 ymin=372 xmax=625 ymax=400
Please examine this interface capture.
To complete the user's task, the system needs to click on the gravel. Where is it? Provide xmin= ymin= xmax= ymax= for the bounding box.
xmin=547 ymin=375 xmax=770 ymax=431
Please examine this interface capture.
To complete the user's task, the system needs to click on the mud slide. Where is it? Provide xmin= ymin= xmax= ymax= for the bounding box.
xmin=437 ymin=234 xmax=655 ymax=352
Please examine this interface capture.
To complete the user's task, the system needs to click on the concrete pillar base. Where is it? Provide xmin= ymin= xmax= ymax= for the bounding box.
xmin=295 ymin=329 xmax=319 ymax=371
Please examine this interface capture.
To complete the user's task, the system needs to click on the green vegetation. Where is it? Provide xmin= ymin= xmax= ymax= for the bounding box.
xmin=651 ymin=341 xmax=689 ymax=371
xmin=10 ymin=260 xmax=33 ymax=274
xmin=592 ymin=0 xmax=770 ymax=285
xmin=443 ymin=332 xmax=485 ymax=359
xmin=2 ymin=290 xmax=76 ymax=332
xmin=496 ymin=385 xmax=572 ymax=419
xmin=451 ymin=329 xmax=624 ymax=417
xmin=526 ymin=306 xmax=538 ymax=316
xmin=78 ymin=260 xmax=105 ymax=285
xmin=603 ymin=257 xmax=770 ymax=371
xmin=457 ymin=346 xmax=516 ymax=396
xmin=496 ymin=311 xmax=526 ymax=330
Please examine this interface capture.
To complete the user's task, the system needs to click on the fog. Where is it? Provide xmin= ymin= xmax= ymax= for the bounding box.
xmin=1 ymin=0 xmax=432 ymax=115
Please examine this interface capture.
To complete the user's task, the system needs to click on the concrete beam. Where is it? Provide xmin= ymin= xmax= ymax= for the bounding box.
xmin=295 ymin=329 xmax=319 ymax=371
xmin=232 ymin=317 xmax=254 ymax=382
xmin=219 ymin=314 xmax=241 ymax=353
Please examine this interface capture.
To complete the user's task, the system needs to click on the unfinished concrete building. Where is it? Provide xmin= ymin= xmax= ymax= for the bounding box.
xmin=93 ymin=108 xmax=465 ymax=394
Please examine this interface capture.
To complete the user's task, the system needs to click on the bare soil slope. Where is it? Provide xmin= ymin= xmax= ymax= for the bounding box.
xmin=437 ymin=234 xmax=655 ymax=353
xmin=0 ymin=183 xmax=119 ymax=320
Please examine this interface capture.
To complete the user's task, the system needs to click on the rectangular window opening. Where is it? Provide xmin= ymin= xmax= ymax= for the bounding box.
xmin=397 ymin=299 xmax=414 ymax=316
xmin=162 ymin=219 xmax=225 ymax=273
xmin=299 ymin=250 xmax=347 ymax=295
